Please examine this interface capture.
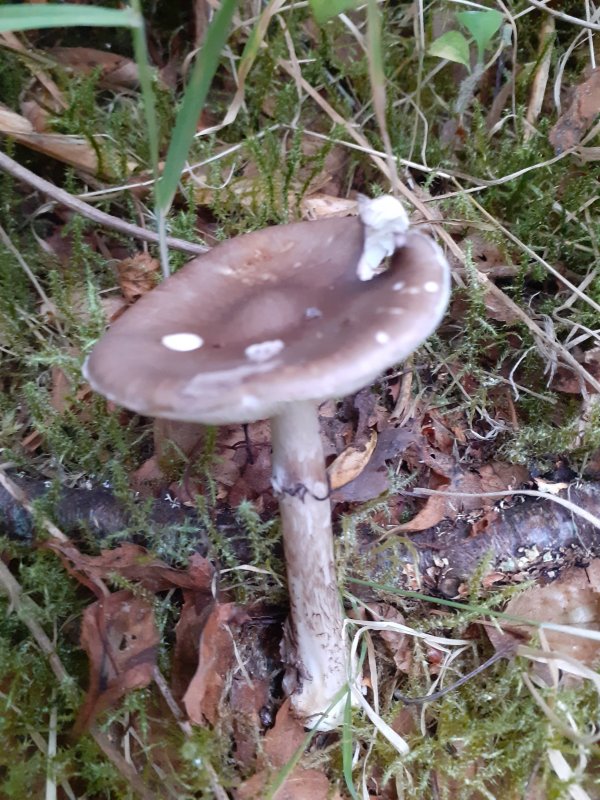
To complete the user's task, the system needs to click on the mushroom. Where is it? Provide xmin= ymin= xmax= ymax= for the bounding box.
xmin=83 ymin=208 xmax=451 ymax=729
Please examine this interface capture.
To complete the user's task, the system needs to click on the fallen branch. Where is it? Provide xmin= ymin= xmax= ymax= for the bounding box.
xmin=366 ymin=482 xmax=600 ymax=595
xmin=2 ymin=474 xmax=600 ymax=594
xmin=0 ymin=150 xmax=208 ymax=256
xmin=0 ymin=560 xmax=158 ymax=800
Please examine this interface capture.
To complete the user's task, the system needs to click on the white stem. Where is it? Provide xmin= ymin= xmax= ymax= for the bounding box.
xmin=271 ymin=401 xmax=351 ymax=729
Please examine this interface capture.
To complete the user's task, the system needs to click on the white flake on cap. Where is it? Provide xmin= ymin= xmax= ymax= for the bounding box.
xmin=424 ymin=281 xmax=439 ymax=293
xmin=161 ymin=332 xmax=204 ymax=351
xmin=375 ymin=331 xmax=390 ymax=344
xmin=245 ymin=339 xmax=285 ymax=362
xmin=356 ymin=194 xmax=410 ymax=282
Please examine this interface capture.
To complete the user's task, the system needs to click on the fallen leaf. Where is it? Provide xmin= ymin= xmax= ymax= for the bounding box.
xmin=394 ymin=461 xmax=529 ymax=533
xmin=332 ymin=423 xmax=420 ymax=503
xmin=488 ymin=561 xmax=600 ymax=667
xmin=74 ymin=590 xmax=159 ymax=733
xmin=20 ymin=98 xmax=51 ymax=133
xmin=369 ymin=603 xmax=412 ymax=673
xmin=300 ymin=193 xmax=357 ymax=220
xmin=131 ymin=418 xmax=205 ymax=492
xmin=482 ymin=286 xmax=523 ymax=324
xmin=231 ymin=674 xmax=270 ymax=769
xmin=49 ymin=370 xmax=72 ymax=419
xmin=130 ymin=455 xmax=166 ymax=491
xmin=172 ymin=589 xmax=214 ymax=701
xmin=194 ymin=137 xmax=347 ymax=216
xmin=50 ymin=47 xmax=140 ymax=90
xmin=183 ymin=602 xmax=247 ymax=726
xmin=211 ymin=420 xmax=273 ymax=504
xmin=469 ymin=508 xmax=501 ymax=538
xmin=237 ymin=700 xmax=341 ymax=800
xmin=328 ymin=429 xmax=378 ymax=490
xmin=459 ymin=234 xmax=514 ymax=278
xmin=0 ymin=104 xmax=137 ymax=176
xmin=116 ymin=253 xmax=160 ymax=303
xmin=0 ymin=30 xmax=66 ymax=111
xmin=549 ymin=67 xmax=600 ymax=153
xmin=551 ymin=347 xmax=600 ymax=394
xmin=45 ymin=541 xmax=214 ymax=594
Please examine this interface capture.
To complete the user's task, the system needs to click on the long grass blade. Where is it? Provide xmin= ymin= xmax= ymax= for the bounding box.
xmin=0 ymin=4 xmax=140 ymax=33
xmin=366 ymin=0 xmax=399 ymax=195
xmin=342 ymin=688 xmax=360 ymax=800
xmin=129 ymin=0 xmax=159 ymax=178
xmin=156 ymin=0 xmax=238 ymax=212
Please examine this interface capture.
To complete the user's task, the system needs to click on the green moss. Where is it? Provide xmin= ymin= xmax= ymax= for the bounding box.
xmin=1 ymin=3 xmax=599 ymax=796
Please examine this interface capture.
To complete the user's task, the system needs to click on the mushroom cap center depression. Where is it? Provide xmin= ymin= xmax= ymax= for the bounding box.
xmin=84 ymin=217 xmax=450 ymax=424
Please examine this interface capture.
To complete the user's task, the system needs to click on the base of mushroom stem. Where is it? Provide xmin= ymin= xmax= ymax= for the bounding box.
xmin=282 ymin=621 xmax=359 ymax=731
xmin=288 ymin=661 xmax=359 ymax=732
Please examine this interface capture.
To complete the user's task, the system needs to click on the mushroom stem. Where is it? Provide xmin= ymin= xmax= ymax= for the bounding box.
xmin=271 ymin=400 xmax=351 ymax=729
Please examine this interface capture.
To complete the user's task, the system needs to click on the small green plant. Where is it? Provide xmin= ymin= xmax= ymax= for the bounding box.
xmin=429 ymin=9 xmax=504 ymax=70
xmin=308 ymin=0 xmax=361 ymax=24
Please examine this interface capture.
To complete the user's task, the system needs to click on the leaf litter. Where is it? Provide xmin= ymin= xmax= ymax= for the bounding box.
xmin=74 ymin=589 xmax=160 ymax=734
xmin=4 ymin=8 xmax=600 ymax=796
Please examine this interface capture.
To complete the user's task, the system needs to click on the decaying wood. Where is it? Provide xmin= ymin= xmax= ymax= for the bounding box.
xmin=0 ymin=475 xmax=209 ymax=546
xmin=363 ymin=483 xmax=600 ymax=595
xmin=2 ymin=475 xmax=600 ymax=595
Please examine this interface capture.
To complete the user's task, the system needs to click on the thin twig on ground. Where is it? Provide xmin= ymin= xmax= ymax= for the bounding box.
xmin=0 ymin=151 xmax=208 ymax=256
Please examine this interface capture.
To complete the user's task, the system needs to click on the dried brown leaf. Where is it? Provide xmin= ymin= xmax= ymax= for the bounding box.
xmin=231 ymin=675 xmax=270 ymax=769
xmin=488 ymin=561 xmax=600 ymax=667
xmin=50 ymin=47 xmax=139 ymax=90
xmin=332 ymin=422 xmax=421 ymax=503
xmin=328 ymin=429 xmax=377 ymax=490
xmin=50 ymin=365 xmax=72 ymax=414
xmin=370 ymin=603 xmax=412 ymax=673
xmin=183 ymin=602 xmax=247 ymax=726
xmin=75 ymin=590 xmax=159 ymax=732
xmin=172 ymin=589 xmax=214 ymax=700
xmin=300 ymin=193 xmax=357 ymax=220
xmin=237 ymin=700 xmax=341 ymax=800
xmin=550 ymin=67 xmax=600 ymax=153
xmin=46 ymin=541 xmax=214 ymax=594
xmin=116 ymin=253 xmax=160 ymax=303
xmin=551 ymin=347 xmax=600 ymax=394
xmin=0 ymin=104 xmax=137 ymax=175
xmin=20 ymin=99 xmax=50 ymax=133
xmin=395 ymin=461 xmax=529 ymax=533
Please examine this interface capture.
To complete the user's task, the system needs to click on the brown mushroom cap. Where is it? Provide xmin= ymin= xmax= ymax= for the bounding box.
xmin=84 ymin=217 xmax=450 ymax=424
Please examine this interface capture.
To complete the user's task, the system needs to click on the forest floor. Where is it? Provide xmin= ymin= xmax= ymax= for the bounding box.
xmin=1 ymin=2 xmax=600 ymax=798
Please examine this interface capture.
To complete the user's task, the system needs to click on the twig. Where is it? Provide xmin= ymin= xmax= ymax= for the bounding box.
xmin=0 ymin=150 xmax=208 ymax=256
xmin=525 ymin=0 xmax=600 ymax=32
xmin=0 ymin=222 xmax=55 ymax=313
xmin=90 ymin=726 xmax=159 ymax=800
xmin=525 ymin=14 xmax=555 ymax=140
xmin=0 ymin=560 xmax=71 ymax=682
xmin=408 ymin=487 xmax=600 ymax=531
xmin=152 ymin=666 xmax=193 ymax=737
xmin=151 ymin=666 xmax=230 ymax=800
xmin=0 ymin=560 xmax=158 ymax=800
xmin=395 ymin=641 xmax=515 ymax=706
xmin=0 ymin=468 xmax=69 ymax=543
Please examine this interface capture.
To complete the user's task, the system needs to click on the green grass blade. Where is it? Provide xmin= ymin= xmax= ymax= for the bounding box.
xmin=155 ymin=0 xmax=238 ymax=212
xmin=0 ymin=4 xmax=140 ymax=33
xmin=308 ymin=0 xmax=361 ymax=24
xmin=342 ymin=693 xmax=360 ymax=800
xmin=366 ymin=0 xmax=399 ymax=193
xmin=129 ymin=0 xmax=159 ymax=177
